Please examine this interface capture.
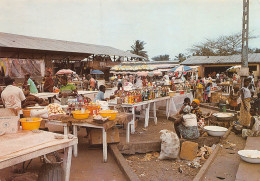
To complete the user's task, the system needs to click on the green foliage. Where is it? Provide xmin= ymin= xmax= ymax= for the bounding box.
xmin=130 ymin=40 xmax=148 ymax=60
xmin=152 ymin=54 xmax=170 ymax=61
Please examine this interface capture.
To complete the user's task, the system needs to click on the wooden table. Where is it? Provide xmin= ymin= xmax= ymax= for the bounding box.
xmin=47 ymin=113 xmax=132 ymax=162
xmin=108 ymin=97 xmax=172 ymax=133
xmin=0 ymin=130 xmax=78 ymax=181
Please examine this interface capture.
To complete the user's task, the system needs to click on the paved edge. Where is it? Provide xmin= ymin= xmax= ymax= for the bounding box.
xmin=193 ymin=126 xmax=232 ymax=181
xmin=109 ymin=144 xmax=141 ymax=181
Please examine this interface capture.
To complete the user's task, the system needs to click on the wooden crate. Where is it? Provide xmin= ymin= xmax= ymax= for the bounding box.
xmin=89 ymin=127 xmax=119 ymax=145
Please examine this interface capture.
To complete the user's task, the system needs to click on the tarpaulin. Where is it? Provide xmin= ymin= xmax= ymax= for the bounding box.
xmin=0 ymin=58 xmax=45 ymax=78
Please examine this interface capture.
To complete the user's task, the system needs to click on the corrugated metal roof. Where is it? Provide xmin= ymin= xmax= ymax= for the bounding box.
xmin=181 ymin=54 xmax=260 ymax=65
xmin=0 ymin=32 xmax=142 ymax=58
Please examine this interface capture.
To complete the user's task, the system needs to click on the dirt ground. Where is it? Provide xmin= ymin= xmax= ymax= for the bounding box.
xmin=125 ymin=153 xmax=203 ymax=181
xmin=122 ymin=107 xmax=219 ymax=181
xmin=202 ymin=132 xmax=246 ymax=181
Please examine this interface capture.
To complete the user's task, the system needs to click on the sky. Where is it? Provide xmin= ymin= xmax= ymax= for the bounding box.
xmin=0 ymin=0 xmax=260 ymax=60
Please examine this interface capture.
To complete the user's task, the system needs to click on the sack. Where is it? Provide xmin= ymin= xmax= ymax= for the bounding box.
xmin=158 ymin=129 xmax=180 ymax=160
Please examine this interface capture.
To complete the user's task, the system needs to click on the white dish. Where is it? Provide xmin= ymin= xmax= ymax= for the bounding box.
xmin=213 ymin=113 xmax=234 ymax=118
xmin=238 ymin=150 xmax=260 ymax=164
xmin=204 ymin=126 xmax=228 ymax=137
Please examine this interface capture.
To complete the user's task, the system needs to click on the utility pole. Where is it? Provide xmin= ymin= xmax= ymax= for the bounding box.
xmin=240 ymin=0 xmax=249 ymax=78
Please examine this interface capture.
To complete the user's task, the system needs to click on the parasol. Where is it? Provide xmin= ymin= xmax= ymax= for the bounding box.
xmin=90 ymin=70 xmax=104 ymax=74
xmin=137 ymin=72 xmax=148 ymax=76
xmin=169 ymin=65 xmax=192 ymax=72
xmin=153 ymin=70 xmax=162 ymax=76
xmin=56 ymin=69 xmax=76 ymax=75
xmin=226 ymin=65 xmax=241 ymax=72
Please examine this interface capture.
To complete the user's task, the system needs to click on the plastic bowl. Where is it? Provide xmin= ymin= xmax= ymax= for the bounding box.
xmin=238 ymin=150 xmax=260 ymax=164
xmin=99 ymin=110 xmax=118 ymax=120
xmin=20 ymin=117 xmax=42 ymax=130
xmin=72 ymin=110 xmax=90 ymax=119
xmin=204 ymin=126 xmax=228 ymax=137
xmin=23 ymin=109 xmax=31 ymax=117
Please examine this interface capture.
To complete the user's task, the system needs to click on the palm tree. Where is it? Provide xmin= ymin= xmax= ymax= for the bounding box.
xmin=130 ymin=40 xmax=148 ymax=60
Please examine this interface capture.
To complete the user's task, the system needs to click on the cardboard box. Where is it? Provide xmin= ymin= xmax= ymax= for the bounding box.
xmin=89 ymin=127 xmax=120 ymax=145
xmin=0 ymin=109 xmax=19 ymax=134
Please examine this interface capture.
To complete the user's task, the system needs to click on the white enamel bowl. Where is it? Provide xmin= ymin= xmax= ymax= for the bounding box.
xmin=204 ymin=126 xmax=228 ymax=137
xmin=238 ymin=150 xmax=260 ymax=164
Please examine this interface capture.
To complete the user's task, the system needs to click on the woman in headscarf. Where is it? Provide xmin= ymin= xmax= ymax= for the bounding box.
xmin=195 ymin=79 xmax=204 ymax=103
xmin=191 ymin=99 xmax=202 ymax=120
xmin=174 ymin=104 xmax=200 ymax=139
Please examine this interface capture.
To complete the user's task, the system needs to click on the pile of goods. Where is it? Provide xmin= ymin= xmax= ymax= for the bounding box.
xmin=114 ymin=86 xmax=170 ymax=104
xmin=46 ymin=103 xmax=66 ymax=115
xmin=22 ymin=91 xmax=48 ymax=108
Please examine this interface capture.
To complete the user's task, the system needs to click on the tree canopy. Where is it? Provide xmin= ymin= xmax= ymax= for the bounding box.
xmin=152 ymin=54 xmax=170 ymax=61
xmin=189 ymin=33 xmax=256 ymax=56
xmin=130 ymin=40 xmax=148 ymax=59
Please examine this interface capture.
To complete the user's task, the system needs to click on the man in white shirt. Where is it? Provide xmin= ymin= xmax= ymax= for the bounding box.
xmin=1 ymin=76 xmax=26 ymax=115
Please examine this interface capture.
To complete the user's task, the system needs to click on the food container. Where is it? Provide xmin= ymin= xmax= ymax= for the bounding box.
xmin=23 ymin=109 xmax=31 ymax=117
xmin=238 ymin=150 xmax=260 ymax=163
xmin=72 ymin=110 xmax=90 ymax=119
xmin=169 ymin=92 xmax=175 ymax=97
xmin=99 ymin=110 xmax=118 ymax=120
xmin=213 ymin=113 xmax=234 ymax=121
xmin=87 ymin=104 xmax=100 ymax=115
xmin=20 ymin=117 xmax=42 ymax=130
xmin=204 ymin=126 xmax=228 ymax=137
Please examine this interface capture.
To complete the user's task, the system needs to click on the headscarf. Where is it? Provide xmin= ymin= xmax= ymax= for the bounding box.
xmin=192 ymin=99 xmax=200 ymax=106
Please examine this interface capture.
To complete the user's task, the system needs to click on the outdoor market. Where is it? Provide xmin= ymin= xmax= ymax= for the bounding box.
xmin=0 ymin=1 xmax=260 ymax=181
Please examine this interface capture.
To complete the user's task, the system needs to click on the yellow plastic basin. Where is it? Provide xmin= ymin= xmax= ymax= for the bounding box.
xmin=20 ymin=117 xmax=42 ymax=130
xmin=72 ymin=110 xmax=90 ymax=119
xmin=99 ymin=110 xmax=118 ymax=120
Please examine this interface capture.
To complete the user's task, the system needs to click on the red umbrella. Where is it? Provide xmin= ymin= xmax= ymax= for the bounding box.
xmin=56 ymin=69 xmax=76 ymax=75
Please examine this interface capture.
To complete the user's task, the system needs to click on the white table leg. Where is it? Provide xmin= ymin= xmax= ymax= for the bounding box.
xmin=64 ymin=125 xmax=69 ymax=135
xmin=153 ymin=102 xmax=157 ymax=125
xmin=102 ymin=128 xmax=107 ymax=163
xmin=126 ymin=122 xmax=130 ymax=143
xmin=63 ymin=146 xmax=72 ymax=181
xmin=144 ymin=103 xmax=150 ymax=128
xmin=166 ymin=99 xmax=169 ymax=119
xmin=130 ymin=107 xmax=136 ymax=133
xmin=72 ymin=125 xmax=78 ymax=157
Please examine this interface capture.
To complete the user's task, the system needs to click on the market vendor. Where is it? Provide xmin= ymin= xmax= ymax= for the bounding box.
xmin=43 ymin=71 xmax=54 ymax=92
xmin=59 ymin=75 xmax=78 ymax=105
xmin=114 ymin=82 xmax=124 ymax=95
xmin=1 ymin=76 xmax=26 ymax=115
xmin=239 ymin=78 xmax=252 ymax=127
xmin=23 ymin=73 xmax=38 ymax=94
xmin=174 ymin=105 xmax=200 ymax=139
xmin=191 ymin=99 xmax=202 ymax=120
xmin=94 ymin=85 xmax=106 ymax=102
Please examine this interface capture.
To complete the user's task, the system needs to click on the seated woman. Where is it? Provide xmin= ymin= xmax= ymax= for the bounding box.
xmin=174 ymin=105 xmax=200 ymax=139
xmin=191 ymin=99 xmax=202 ymax=120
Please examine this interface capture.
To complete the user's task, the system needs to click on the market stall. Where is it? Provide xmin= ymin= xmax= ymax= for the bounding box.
xmin=0 ymin=130 xmax=77 ymax=181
